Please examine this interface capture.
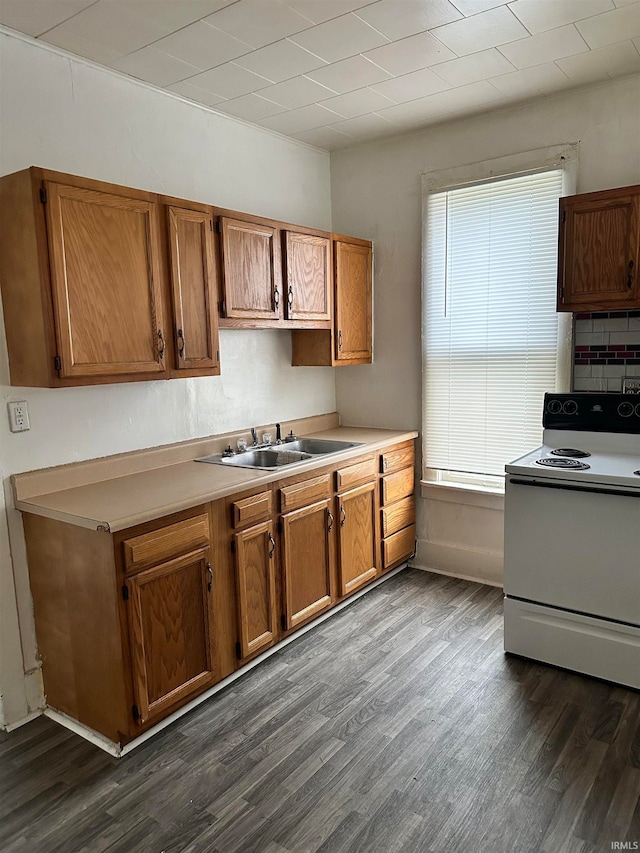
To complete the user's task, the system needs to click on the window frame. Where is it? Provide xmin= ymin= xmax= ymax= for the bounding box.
xmin=421 ymin=144 xmax=577 ymax=494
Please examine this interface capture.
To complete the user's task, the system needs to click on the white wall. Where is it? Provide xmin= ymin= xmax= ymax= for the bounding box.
xmin=330 ymin=74 xmax=640 ymax=586
xmin=0 ymin=31 xmax=335 ymax=727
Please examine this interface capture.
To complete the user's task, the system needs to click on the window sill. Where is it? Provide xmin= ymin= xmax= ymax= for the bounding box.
xmin=420 ymin=479 xmax=505 ymax=510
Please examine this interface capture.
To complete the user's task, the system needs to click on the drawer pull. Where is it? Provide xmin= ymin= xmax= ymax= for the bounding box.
xmin=206 ymin=562 xmax=213 ymax=592
xmin=268 ymin=532 xmax=275 ymax=558
xmin=340 ymin=504 xmax=346 ymax=527
xmin=327 ymin=509 xmax=334 ymax=532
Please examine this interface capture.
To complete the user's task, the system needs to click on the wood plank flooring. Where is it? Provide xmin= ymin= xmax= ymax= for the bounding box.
xmin=1 ymin=569 xmax=638 ymax=853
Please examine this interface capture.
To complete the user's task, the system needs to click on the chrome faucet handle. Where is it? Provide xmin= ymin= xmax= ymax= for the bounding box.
xmin=236 ymin=438 xmax=248 ymax=452
xmin=262 ymin=432 xmax=273 ymax=445
xmin=222 ymin=445 xmax=235 ymax=458
xmin=285 ymin=430 xmax=298 ymax=442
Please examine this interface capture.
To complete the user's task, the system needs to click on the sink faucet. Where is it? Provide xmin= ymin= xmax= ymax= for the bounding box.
xmin=275 ymin=423 xmax=282 ymax=444
xmin=251 ymin=427 xmax=258 ymax=446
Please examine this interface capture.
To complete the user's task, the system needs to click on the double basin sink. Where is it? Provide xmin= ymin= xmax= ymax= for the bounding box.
xmin=196 ymin=438 xmax=364 ymax=470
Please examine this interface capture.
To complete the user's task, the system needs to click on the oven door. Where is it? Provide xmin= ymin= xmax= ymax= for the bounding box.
xmin=504 ymin=475 xmax=640 ymax=626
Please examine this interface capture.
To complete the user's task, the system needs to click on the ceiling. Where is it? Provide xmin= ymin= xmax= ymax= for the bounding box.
xmin=1 ymin=0 xmax=639 ymax=150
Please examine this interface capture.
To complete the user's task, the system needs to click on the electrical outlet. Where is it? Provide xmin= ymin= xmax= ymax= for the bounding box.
xmin=7 ymin=401 xmax=30 ymax=432
xmin=622 ymin=377 xmax=640 ymax=395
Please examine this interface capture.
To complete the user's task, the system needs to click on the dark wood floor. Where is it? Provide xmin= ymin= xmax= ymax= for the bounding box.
xmin=1 ymin=569 xmax=638 ymax=853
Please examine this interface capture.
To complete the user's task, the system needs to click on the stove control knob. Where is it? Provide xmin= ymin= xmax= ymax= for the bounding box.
xmin=635 ymin=403 xmax=640 ymax=418
xmin=618 ymin=402 xmax=634 ymax=417
xmin=547 ymin=399 xmax=562 ymax=414
xmin=562 ymin=399 xmax=578 ymax=415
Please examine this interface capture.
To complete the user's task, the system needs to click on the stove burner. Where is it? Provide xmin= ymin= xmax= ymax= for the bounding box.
xmin=535 ymin=458 xmax=591 ymax=470
xmin=550 ymin=448 xmax=591 ymax=458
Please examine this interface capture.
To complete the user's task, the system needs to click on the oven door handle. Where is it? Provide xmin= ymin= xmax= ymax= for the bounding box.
xmin=509 ymin=477 xmax=640 ymax=499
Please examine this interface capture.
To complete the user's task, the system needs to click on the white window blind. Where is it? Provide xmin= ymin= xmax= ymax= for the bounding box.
xmin=424 ymin=168 xmax=564 ymax=481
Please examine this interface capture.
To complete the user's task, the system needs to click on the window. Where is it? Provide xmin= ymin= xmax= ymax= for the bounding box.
xmin=422 ymin=149 xmax=574 ymax=490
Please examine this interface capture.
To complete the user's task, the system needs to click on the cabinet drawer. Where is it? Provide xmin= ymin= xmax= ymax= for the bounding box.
xmin=232 ymin=490 xmax=273 ymax=528
xmin=123 ymin=513 xmax=210 ymax=574
xmin=381 ymin=467 xmax=414 ymax=505
xmin=336 ymin=457 xmax=377 ymax=490
xmin=380 ymin=444 xmax=414 ymax=475
xmin=381 ymin=496 xmax=415 ymax=538
xmin=383 ymin=524 xmax=416 ymax=570
xmin=280 ymin=474 xmax=331 ymax=513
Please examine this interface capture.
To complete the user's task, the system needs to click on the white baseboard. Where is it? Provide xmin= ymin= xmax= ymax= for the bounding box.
xmin=413 ymin=538 xmax=503 ymax=588
xmin=5 ymin=709 xmax=41 ymax=732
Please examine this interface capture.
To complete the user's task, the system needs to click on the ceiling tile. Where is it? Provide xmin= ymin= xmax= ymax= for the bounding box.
xmin=215 ymin=92 xmax=288 ymax=120
xmin=431 ymin=47 xmax=516 ymax=86
xmin=575 ymin=3 xmax=640 ymax=48
xmin=329 ymin=112 xmax=398 ymax=136
xmin=152 ymin=21 xmax=252 ymax=70
xmin=431 ymin=6 xmax=530 ymax=55
xmin=166 ymin=79 xmax=227 ymax=105
xmin=557 ymin=38 xmax=640 ymax=81
xmin=0 ymin=0 xmax=95 ymax=37
xmin=508 ymin=0 xmax=615 ymax=34
xmin=41 ymin=1 xmax=170 ymax=60
xmin=189 ymin=62 xmax=272 ymax=98
xmin=371 ymin=66 xmax=452 ymax=102
xmin=292 ymin=125 xmax=353 ymax=150
xmin=419 ymin=79 xmax=506 ymax=117
xmin=363 ymin=31 xmax=456 ymax=75
xmin=354 ymin=0 xmax=462 ymax=40
xmin=489 ymin=62 xmax=571 ymax=96
xmin=307 ymin=55 xmax=392 ymax=93
xmin=203 ymin=0 xmax=313 ymax=49
xmin=376 ymin=97 xmax=435 ymax=125
xmin=259 ymin=103 xmax=343 ymax=133
xmin=449 ymin=0 xmax=505 ymax=13
xmin=499 ymin=24 xmax=590 ymax=68
xmin=614 ymin=0 xmax=639 ymax=6
xmin=318 ymin=87 xmax=396 ymax=117
xmin=256 ymin=76 xmax=338 ymax=108
xmin=106 ymin=0 xmax=234 ymax=32
xmin=283 ymin=0 xmax=378 ymax=25
xmin=111 ymin=45 xmax=202 ymax=85
xmin=234 ymin=38 xmax=326 ymax=82
xmin=289 ymin=12 xmax=389 ymax=62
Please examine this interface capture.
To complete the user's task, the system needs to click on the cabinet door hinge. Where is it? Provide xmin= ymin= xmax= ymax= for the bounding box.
xmin=220 ymin=299 xmax=226 ymax=316
xmin=235 ymin=641 xmax=242 ymax=659
xmin=216 ymin=350 xmax=220 ymax=363
xmin=216 ymin=221 xmax=222 ymax=234
xmin=561 ymin=209 xmax=566 ymax=224
xmin=39 ymin=186 xmax=47 ymax=205
xmin=277 ymin=519 xmax=283 ymax=534
xmin=54 ymin=355 xmax=62 ymax=373
xmin=209 ymin=219 xmax=213 ymax=232
xmin=281 ymin=614 xmax=287 ymax=631
xmin=122 ymin=584 xmax=129 ymax=601
xmin=132 ymin=704 xmax=140 ymax=721
xmin=230 ymin=539 xmax=236 ymax=554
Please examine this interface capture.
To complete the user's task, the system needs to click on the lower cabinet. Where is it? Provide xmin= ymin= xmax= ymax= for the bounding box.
xmin=281 ymin=497 xmax=334 ymax=630
xmin=126 ymin=546 xmax=215 ymax=726
xmin=233 ymin=520 xmax=278 ymax=659
xmin=22 ymin=438 xmax=415 ymax=745
xmin=336 ymin=480 xmax=377 ymax=596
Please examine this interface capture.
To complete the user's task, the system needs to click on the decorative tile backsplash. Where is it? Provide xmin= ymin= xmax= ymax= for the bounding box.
xmin=573 ymin=310 xmax=640 ymax=392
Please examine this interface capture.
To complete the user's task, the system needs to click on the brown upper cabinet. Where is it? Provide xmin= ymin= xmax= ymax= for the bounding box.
xmin=0 ymin=168 xmax=222 ymax=386
xmin=283 ymin=231 xmax=331 ymax=322
xmin=218 ymin=217 xmax=279 ymax=322
xmin=291 ymin=235 xmax=373 ymax=367
xmin=557 ymin=184 xmax=640 ymax=312
xmin=164 ymin=201 xmax=220 ymax=375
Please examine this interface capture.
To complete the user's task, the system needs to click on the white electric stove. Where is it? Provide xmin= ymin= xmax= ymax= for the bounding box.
xmin=503 ymin=393 xmax=640 ymax=689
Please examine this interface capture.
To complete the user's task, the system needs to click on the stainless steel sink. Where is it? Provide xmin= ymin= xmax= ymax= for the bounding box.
xmin=196 ymin=437 xmax=364 ymax=470
xmin=282 ymin=438 xmax=363 ymax=455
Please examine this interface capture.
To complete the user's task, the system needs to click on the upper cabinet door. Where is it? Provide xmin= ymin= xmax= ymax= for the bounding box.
xmin=167 ymin=205 xmax=220 ymax=372
xmin=558 ymin=189 xmax=640 ymax=311
xmin=334 ymin=240 xmax=372 ymax=361
xmin=284 ymin=232 xmax=331 ymax=322
xmin=44 ymin=181 xmax=166 ymax=378
xmin=219 ymin=217 xmax=279 ymax=320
